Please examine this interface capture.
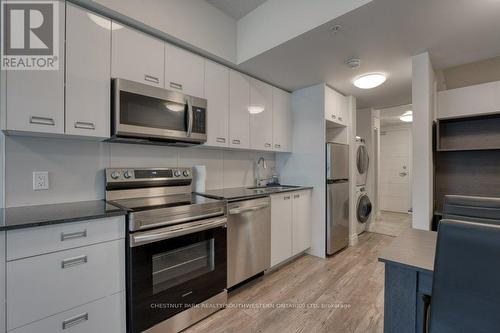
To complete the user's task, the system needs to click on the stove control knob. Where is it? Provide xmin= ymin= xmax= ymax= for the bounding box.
xmin=111 ymin=171 xmax=120 ymax=179
xmin=183 ymin=170 xmax=190 ymax=177
xmin=174 ymin=170 xmax=181 ymax=177
xmin=123 ymin=170 xmax=132 ymax=179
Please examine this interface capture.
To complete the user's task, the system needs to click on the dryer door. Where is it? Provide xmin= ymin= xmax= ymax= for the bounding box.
xmin=357 ymin=194 xmax=372 ymax=223
xmin=356 ymin=145 xmax=369 ymax=175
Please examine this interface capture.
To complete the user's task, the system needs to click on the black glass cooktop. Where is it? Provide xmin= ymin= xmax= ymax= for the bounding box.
xmin=108 ymin=193 xmax=221 ymax=212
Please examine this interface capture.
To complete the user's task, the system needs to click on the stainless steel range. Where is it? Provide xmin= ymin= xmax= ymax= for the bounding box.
xmin=105 ymin=167 xmax=227 ymax=333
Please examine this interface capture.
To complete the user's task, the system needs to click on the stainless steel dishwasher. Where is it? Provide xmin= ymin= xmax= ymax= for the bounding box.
xmin=227 ymin=197 xmax=271 ymax=288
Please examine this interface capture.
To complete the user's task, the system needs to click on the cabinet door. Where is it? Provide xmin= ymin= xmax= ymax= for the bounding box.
xmin=325 ymin=86 xmax=336 ymax=122
xmin=6 ymin=1 xmax=65 ymax=134
xmin=272 ymin=88 xmax=292 ymax=152
xmin=292 ymin=190 xmax=312 ymax=255
xmin=229 ymin=71 xmax=250 ymax=148
xmin=65 ymin=4 xmax=110 ymax=138
xmin=271 ymin=194 xmax=293 ymax=267
xmin=250 ymin=79 xmax=273 ymax=151
xmin=111 ymin=24 xmax=164 ymax=87
xmin=205 ymin=60 xmax=229 ymax=147
xmin=337 ymin=95 xmax=348 ymax=125
xmin=165 ymin=43 xmax=204 ymax=98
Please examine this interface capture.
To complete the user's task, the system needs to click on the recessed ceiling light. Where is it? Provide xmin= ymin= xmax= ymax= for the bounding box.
xmin=353 ymin=73 xmax=387 ymax=89
xmin=400 ymin=111 xmax=413 ymax=122
xmin=248 ymin=105 xmax=265 ymax=114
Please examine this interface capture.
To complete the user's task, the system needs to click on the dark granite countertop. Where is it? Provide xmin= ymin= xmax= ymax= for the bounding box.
xmin=196 ymin=185 xmax=313 ymax=202
xmin=0 ymin=200 xmax=127 ymax=231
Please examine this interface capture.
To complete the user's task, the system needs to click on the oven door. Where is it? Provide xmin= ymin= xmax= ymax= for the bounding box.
xmin=113 ymin=78 xmax=207 ymax=144
xmin=127 ymin=217 xmax=227 ymax=333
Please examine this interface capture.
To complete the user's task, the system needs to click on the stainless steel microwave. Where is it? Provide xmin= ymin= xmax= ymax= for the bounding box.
xmin=111 ymin=78 xmax=207 ymax=145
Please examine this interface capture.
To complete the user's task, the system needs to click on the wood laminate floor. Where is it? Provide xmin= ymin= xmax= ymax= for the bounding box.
xmin=367 ymin=211 xmax=412 ymax=237
xmin=185 ymin=232 xmax=393 ymax=333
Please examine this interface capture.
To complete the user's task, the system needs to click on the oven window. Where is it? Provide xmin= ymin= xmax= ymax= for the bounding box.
xmin=152 ymin=239 xmax=215 ymax=294
xmin=120 ymin=91 xmax=186 ymax=131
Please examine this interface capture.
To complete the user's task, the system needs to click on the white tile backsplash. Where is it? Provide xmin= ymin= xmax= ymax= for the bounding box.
xmin=4 ymin=136 xmax=275 ymax=207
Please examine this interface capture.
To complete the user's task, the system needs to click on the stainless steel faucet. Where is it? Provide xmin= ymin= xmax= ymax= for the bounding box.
xmin=255 ymin=157 xmax=268 ymax=187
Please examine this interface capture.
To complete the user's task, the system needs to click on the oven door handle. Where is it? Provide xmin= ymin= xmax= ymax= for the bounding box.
xmin=130 ymin=217 xmax=227 ymax=247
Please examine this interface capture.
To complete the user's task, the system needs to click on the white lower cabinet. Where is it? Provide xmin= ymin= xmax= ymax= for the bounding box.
xmin=9 ymin=292 xmax=125 ymax=333
xmin=271 ymin=190 xmax=312 ymax=267
xmin=6 ymin=237 xmax=125 ymax=330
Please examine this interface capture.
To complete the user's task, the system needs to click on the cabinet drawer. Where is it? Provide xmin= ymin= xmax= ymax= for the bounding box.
xmin=9 ymin=292 xmax=125 ymax=333
xmin=7 ymin=216 xmax=125 ymax=261
xmin=7 ymin=239 xmax=125 ymax=330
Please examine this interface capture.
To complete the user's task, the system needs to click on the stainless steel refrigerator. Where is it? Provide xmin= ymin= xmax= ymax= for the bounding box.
xmin=326 ymin=142 xmax=350 ymax=255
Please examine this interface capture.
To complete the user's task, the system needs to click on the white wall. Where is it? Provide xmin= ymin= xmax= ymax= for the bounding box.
xmin=277 ymin=84 xmax=325 ymax=258
xmin=4 ymin=136 xmax=275 ymax=207
xmin=347 ymin=97 xmax=357 ymax=245
xmin=76 ymin=0 xmax=238 ymax=63
xmin=237 ymin=0 xmax=372 ymax=63
xmin=412 ymin=52 xmax=435 ymax=230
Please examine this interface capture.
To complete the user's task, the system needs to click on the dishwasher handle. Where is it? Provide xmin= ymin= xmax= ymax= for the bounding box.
xmin=229 ymin=203 xmax=270 ymax=215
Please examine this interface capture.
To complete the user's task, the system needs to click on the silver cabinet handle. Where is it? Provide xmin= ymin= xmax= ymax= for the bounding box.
xmin=131 ymin=217 xmax=227 ymax=247
xmin=62 ymin=313 xmax=88 ymax=330
xmin=399 ymin=172 xmax=408 ymax=177
xmin=229 ymin=204 xmax=270 ymax=215
xmin=216 ymin=137 xmax=226 ymax=143
xmin=294 ymin=194 xmax=300 ymax=199
xmin=232 ymin=139 xmax=240 ymax=145
xmin=61 ymin=255 xmax=88 ymax=269
xmin=339 ymin=117 xmax=343 ymax=121
xmin=284 ymin=196 xmax=291 ymax=200
xmin=186 ymin=98 xmax=193 ymax=137
xmin=144 ymin=75 xmax=159 ymax=84
xmin=30 ymin=116 xmax=55 ymax=126
xmin=265 ymin=143 xmax=271 ymax=148
xmin=331 ymin=115 xmax=336 ymax=119
xmin=61 ymin=230 xmax=87 ymax=241
xmin=274 ymin=144 xmax=281 ymax=148
xmin=170 ymin=82 xmax=183 ymax=90
xmin=74 ymin=121 xmax=95 ymax=130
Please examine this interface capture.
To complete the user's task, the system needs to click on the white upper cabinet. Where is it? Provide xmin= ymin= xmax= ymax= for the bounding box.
xmin=204 ymin=60 xmax=229 ymax=147
xmin=292 ymin=190 xmax=312 ymax=255
xmin=111 ymin=23 xmax=164 ymax=87
xmin=249 ymin=79 xmax=273 ymax=151
xmin=165 ymin=43 xmax=205 ymax=98
xmin=229 ymin=71 xmax=250 ymax=149
xmin=325 ymin=86 xmax=347 ymax=126
xmin=5 ymin=1 xmax=65 ymax=135
xmin=272 ymin=88 xmax=292 ymax=152
xmin=65 ymin=4 xmax=111 ymax=138
xmin=437 ymin=81 xmax=500 ymax=119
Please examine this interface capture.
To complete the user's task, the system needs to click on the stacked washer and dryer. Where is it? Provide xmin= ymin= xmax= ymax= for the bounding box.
xmin=355 ymin=137 xmax=372 ymax=234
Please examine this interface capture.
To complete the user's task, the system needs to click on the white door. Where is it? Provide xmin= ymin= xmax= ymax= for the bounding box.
xmin=111 ymin=24 xmax=164 ymax=87
xmin=272 ymin=88 xmax=292 ymax=152
xmin=204 ymin=60 xmax=229 ymax=147
xmin=379 ymin=127 xmax=412 ymax=213
xmin=270 ymin=194 xmax=292 ymax=267
xmin=292 ymin=190 xmax=312 ymax=255
xmin=165 ymin=43 xmax=204 ymax=98
xmin=228 ymin=71 xmax=250 ymax=149
xmin=6 ymin=1 xmax=65 ymax=135
xmin=249 ymin=78 xmax=273 ymax=151
xmin=65 ymin=4 xmax=111 ymax=138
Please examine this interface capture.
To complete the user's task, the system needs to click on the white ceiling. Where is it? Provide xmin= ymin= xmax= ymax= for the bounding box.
xmin=205 ymin=0 xmax=268 ymax=20
xmin=235 ymin=0 xmax=500 ymax=109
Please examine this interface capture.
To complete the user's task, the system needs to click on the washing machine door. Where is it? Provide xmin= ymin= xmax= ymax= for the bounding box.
xmin=357 ymin=194 xmax=372 ymax=223
xmin=356 ymin=145 xmax=369 ymax=175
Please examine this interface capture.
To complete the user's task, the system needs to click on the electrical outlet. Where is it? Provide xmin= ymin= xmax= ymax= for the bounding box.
xmin=33 ymin=171 xmax=49 ymax=191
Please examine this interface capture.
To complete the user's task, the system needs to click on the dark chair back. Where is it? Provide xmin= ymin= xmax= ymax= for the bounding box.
xmin=429 ymin=219 xmax=500 ymax=333
xmin=442 ymin=195 xmax=500 ymax=225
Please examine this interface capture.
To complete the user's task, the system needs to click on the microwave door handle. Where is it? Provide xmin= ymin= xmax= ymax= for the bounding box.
xmin=187 ymin=98 xmax=193 ymax=137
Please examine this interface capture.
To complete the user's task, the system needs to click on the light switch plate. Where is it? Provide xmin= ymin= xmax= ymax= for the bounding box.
xmin=33 ymin=171 xmax=49 ymax=190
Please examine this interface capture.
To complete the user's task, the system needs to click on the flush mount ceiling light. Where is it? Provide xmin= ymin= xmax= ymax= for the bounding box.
xmin=400 ymin=111 xmax=413 ymax=122
xmin=248 ymin=105 xmax=265 ymax=114
xmin=87 ymin=13 xmax=122 ymax=30
xmin=353 ymin=73 xmax=387 ymax=89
